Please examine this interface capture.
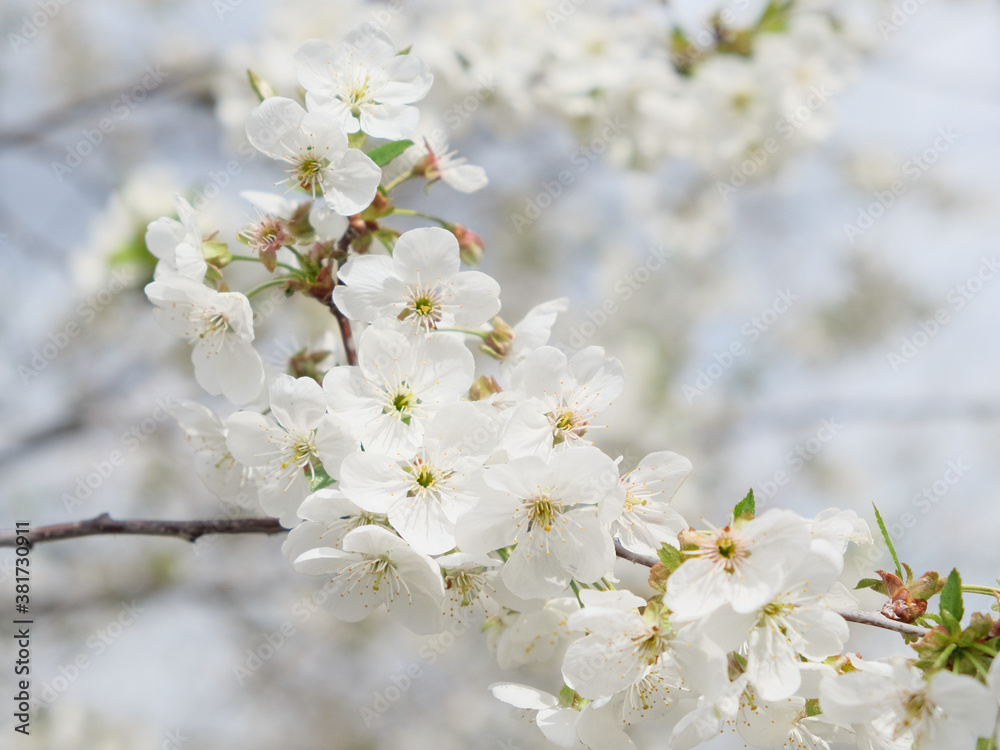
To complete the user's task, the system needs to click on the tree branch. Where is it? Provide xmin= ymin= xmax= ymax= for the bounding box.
xmin=0 ymin=513 xmax=284 ymax=547
xmin=612 ymin=541 xmax=930 ymax=638
xmin=0 ymin=516 xmax=932 ymax=637
xmin=326 ymin=224 xmax=361 ymax=366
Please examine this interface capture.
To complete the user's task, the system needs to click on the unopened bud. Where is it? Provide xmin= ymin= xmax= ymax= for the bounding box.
xmin=452 ymin=223 xmax=484 ymax=265
xmin=469 ymin=375 xmax=501 ymax=401
xmin=480 ymin=317 xmax=514 ymax=360
xmin=202 ymin=240 xmax=232 ymax=268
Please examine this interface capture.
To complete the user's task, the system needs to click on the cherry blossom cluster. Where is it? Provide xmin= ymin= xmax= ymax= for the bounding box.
xmin=145 ymin=24 xmax=1000 ymax=750
xmin=215 ymin=0 xmax=881 ymax=178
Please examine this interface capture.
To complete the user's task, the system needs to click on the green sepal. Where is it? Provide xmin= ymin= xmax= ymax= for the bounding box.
xmin=366 ymin=139 xmax=414 ymax=167
xmin=657 ymin=543 xmax=684 ymax=571
xmin=310 ymin=466 xmax=335 ymax=492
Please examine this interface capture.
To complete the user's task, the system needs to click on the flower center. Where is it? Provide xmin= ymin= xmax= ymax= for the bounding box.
xmin=415 ymin=463 xmax=436 ymax=488
xmin=294 ymin=154 xmax=329 ymax=195
xmin=526 ymin=494 xmax=561 ymax=532
xmin=691 ymin=528 xmax=749 ymax=573
xmin=281 ymin=438 xmax=318 ymax=472
xmin=366 ymin=555 xmax=394 ymax=592
xmin=447 ymin=569 xmax=487 ymax=608
xmin=548 ymin=407 xmax=588 ymax=444
xmin=400 ymin=284 xmax=444 ymax=330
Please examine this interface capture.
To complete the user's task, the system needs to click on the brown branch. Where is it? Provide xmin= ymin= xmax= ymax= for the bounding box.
xmin=0 ymin=517 xmax=934 ymax=638
xmin=325 ymin=223 xmax=361 ymax=366
xmin=0 ymin=513 xmax=284 ymax=548
xmin=612 ymin=541 xmax=930 ymax=638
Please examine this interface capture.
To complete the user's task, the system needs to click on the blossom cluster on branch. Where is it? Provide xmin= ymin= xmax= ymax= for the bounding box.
xmin=139 ymin=22 xmax=1000 ymax=750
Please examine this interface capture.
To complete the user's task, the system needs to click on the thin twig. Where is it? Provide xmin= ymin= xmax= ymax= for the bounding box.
xmin=0 ymin=516 xmax=933 ymax=638
xmin=0 ymin=513 xmax=284 ymax=547
xmin=612 ymin=541 xmax=929 ymax=638
xmin=327 ymin=224 xmax=361 ymax=366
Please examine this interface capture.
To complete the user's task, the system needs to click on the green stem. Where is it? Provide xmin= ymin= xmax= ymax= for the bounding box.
xmin=383 ymin=169 xmax=415 ymax=192
xmin=229 ymin=253 xmax=300 ymax=274
xmin=436 ymin=327 xmax=488 ymax=339
xmin=962 ymin=585 xmax=1000 ymax=597
xmin=245 ymin=278 xmax=289 ymax=298
xmin=388 ymin=208 xmax=451 ymax=227
xmin=601 ymin=578 xmax=616 ymax=590
xmin=569 ymin=580 xmax=585 ymax=608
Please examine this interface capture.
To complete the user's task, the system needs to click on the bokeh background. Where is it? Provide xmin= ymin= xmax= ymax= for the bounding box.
xmin=2 ymin=0 xmax=1000 ymax=747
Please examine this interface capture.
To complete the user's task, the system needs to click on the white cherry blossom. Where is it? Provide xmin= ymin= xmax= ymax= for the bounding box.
xmin=144 ymin=276 xmax=264 ymax=405
xmin=145 ymin=194 xmax=208 ymax=282
xmin=281 ymin=488 xmax=390 ymax=567
xmin=663 ymin=508 xmax=813 ymax=621
xmin=456 ymin=446 xmax=624 ymax=599
xmin=820 ymin=657 xmax=998 ymax=750
xmin=611 ymin=451 xmax=691 ymax=557
xmin=246 ymin=97 xmax=380 ymax=215
xmin=502 ymin=345 xmax=625 ymax=459
xmin=293 ymin=525 xmax=445 ymax=634
xmin=294 ymin=29 xmax=432 ymax=139
xmin=332 ymin=226 xmax=501 ymax=333
xmin=226 ymin=374 xmax=357 ymax=526
xmin=169 ymin=399 xmax=258 ymax=507
xmin=490 ymin=683 xmax=584 ymax=749
xmin=339 ymin=402 xmax=496 ymax=554
xmin=322 ymin=325 xmax=475 ymax=458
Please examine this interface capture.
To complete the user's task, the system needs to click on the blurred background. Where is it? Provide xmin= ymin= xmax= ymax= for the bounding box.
xmin=2 ymin=0 xmax=1000 ymax=747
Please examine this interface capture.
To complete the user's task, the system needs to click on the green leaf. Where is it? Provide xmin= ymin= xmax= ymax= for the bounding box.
xmin=940 ymin=568 xmax=964 ymax=623
xmin=872 ymin=503 xmax=903 ymax=580
xmin=366 ymin=139 xmax=414 ymax=167
xmin=854 ymin=577 xmax=883 ymax=591
xmin=657 ymin=543 xmax=684 ymax=571
xmin=732 ymin=489 xmax=755 ymax=521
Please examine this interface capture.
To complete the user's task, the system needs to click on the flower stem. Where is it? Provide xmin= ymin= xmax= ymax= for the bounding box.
xmin=245 ymin=278 xmax=289 ymax=298
xmin=962 ymin=585 xmax=1000 ymax=598
xmin=389 ymin=208 xmax=451 ymax=227
xmin=229 ymin=253 xmax=300 ymax=273
xmin=383 ymin=169 xmax=415 ymax=192
xmin=569 ymin=580 xmax=585 ymax=608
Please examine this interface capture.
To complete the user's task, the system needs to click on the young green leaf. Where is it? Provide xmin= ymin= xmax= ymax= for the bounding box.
xmin=657 ymin=543 xmax=684 ymax=571
xmin=939 ymin=568 xmax=964 ymax=623
xmin=872 ymin=503 xmax=903 ymax=580
xmin=732 ymin=488 xmax=755 ymax=521
xmin=367 ymin=139 xmax=414 ymax=168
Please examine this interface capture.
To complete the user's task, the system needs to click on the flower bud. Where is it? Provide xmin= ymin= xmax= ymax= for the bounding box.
xmin=480 ymin=316 xmax=514 ymax=360
xmin=469 ymin=375 xmax=501 ymax=401
xmin=451 ymin=223 xmax=484 ymax=265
